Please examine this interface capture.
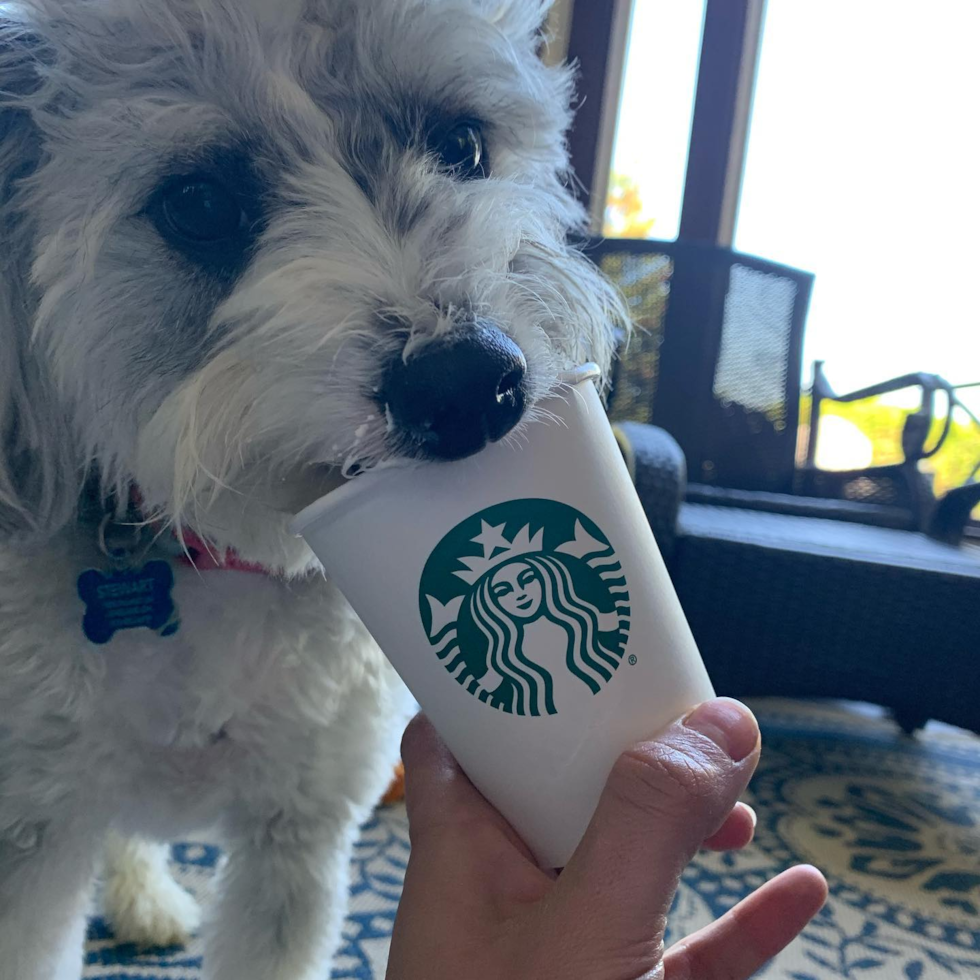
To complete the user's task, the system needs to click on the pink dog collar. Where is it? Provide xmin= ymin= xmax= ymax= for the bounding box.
xmin=124 ymin=488 xmax=275 ymax=577
xmin=171 ymin=528 xmax=272 ymax=576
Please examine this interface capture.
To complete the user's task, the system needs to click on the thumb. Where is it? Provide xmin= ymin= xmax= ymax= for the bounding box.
xmin=546 ymin=698 xmax=761 ymax=968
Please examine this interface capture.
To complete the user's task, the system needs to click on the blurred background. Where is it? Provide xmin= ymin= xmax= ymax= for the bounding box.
xmin=548 ymin=0 xmax=979 ymax=520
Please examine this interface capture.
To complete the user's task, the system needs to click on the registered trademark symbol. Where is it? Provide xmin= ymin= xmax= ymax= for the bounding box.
xmin=628 ymin=654 xmax=637 ymax=666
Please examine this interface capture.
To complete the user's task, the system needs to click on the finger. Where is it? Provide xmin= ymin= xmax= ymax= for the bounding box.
xmin=551 ymin=699 xmax=761 ymax=957
xmin=392 ymin=715 xmax=504 ymax=974
xmin=400 ymin=713 xmax=539 ymax=862
xmin=665 ymin=865 xmax=828 ymax=980
xmin=702 ymin=802 xmax=756 ymax=852
xmin=400 ymin=713 xmax=487 ymax=832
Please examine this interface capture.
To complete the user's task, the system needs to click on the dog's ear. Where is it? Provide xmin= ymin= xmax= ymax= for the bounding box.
xmin=482 ymin=0 xmax=554 ymax=46
xmin=0 ymin=20 xmax=81 ymax=543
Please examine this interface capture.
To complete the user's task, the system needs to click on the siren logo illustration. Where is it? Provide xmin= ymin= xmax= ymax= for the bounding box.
xmin=420 ymin=499 xmax=632 ymax=716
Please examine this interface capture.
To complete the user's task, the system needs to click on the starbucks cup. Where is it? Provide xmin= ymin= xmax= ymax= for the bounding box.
xmin=291 ymin=365 xmax=714 ymax=867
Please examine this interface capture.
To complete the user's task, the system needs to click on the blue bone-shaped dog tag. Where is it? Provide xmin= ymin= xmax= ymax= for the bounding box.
xmin=77 ymin=560 xmax=180 ymax=645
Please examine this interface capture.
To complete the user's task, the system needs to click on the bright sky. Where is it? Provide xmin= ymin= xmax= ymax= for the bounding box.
xmin=609 ymin=0 xmax=980 ymax=418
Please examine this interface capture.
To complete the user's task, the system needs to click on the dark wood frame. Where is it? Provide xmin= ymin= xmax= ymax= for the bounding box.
xmin=564 ymin=0 xmax=632 ymax=228
xmin=679 ymin=0 xmax=765 ymax=243
xmin=564 ymin=2 xmax=618 ymax=218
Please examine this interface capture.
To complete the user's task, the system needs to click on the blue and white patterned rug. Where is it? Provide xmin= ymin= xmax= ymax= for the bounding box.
xmin=82 ymin=699 xmax=980 ymax=980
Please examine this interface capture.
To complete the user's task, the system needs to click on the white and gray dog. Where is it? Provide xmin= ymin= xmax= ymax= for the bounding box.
xmin=0 ymin=0 xmax=621 ymax=977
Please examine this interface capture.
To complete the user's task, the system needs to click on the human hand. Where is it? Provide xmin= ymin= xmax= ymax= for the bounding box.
xmin=387 ymin=698 xmax=827 ymax=980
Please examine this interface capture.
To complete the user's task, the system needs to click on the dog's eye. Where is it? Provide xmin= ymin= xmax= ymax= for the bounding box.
xmin=160 ymin=178 xmax=246 ymax=243
xmin=434 ymin=123 xmax=487 ymax=180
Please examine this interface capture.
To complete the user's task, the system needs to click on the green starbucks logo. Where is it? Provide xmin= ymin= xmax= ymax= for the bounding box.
xmin=420 ymin=499 xmax=632 ymax=717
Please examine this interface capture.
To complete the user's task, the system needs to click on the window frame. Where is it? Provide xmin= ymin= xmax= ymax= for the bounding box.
xmin=566 ymin=0 xmax=766 ymax=245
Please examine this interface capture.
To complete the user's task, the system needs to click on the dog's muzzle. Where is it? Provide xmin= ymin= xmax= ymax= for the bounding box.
xmin=383 ymin=322 xmax=527 ymax=461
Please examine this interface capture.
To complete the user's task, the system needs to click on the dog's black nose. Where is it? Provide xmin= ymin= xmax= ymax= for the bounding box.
xmin=384 ymin=323 xmax=527 ymax=461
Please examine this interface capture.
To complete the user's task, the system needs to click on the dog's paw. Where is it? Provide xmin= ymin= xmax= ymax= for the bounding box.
xmin=105 ymin=869 xmax=201 ymax=948
xmin=103 ymin=839 xmax=201 ymax=948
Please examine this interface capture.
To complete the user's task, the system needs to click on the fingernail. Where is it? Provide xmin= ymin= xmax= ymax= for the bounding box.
xmin=684 ymin=698 xmax=759 ymax=762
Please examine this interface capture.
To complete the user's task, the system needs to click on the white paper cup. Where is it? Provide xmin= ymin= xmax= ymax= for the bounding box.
xmin=291 ymin=365 xmax=714 ymax=867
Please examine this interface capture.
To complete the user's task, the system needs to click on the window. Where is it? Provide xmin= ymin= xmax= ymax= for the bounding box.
xmin=603 ymin=1 xmax=706 ymax=240
xmin=567 ymin=0 xmax=978 ymax=521
xmin=736 ymin=2 xmax=979 ymax=391
xmin=735 ymin=0 xmax=979 ymax=502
